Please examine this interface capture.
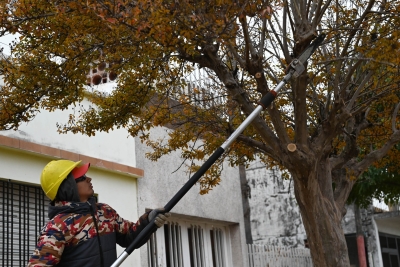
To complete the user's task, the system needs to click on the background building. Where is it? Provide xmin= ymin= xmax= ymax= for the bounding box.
xmin=246 ymin=159 xmax=400 ymax=267
xmin=0 ymin=79 xmax=248 ymax=266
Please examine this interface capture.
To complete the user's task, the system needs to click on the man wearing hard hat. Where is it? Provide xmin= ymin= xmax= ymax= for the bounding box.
xmin=27 ymin=159 xmax=170 ymax=267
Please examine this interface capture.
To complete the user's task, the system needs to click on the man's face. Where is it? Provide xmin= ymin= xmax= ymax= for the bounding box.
xmin=75 ymin=175 xmax=94 ymax=202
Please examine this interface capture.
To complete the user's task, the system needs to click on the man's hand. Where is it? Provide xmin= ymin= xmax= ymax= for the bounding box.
xmin=149 ymin=208 xmax=171 ymax=228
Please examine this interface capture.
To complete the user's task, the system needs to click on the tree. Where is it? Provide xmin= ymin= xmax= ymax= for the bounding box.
xmin=1 ymin=0 xmax=400 ymax=266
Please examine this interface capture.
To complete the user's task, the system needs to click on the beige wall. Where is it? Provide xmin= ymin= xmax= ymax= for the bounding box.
xmin=0 ymin=130 xmax=144 ymax=267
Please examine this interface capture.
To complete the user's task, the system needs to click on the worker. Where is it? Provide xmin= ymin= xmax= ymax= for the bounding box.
xmin=27 ymin=159 xmax=170 ymax=267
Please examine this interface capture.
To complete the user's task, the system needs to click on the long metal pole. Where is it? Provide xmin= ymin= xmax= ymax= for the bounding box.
xmin=111 ymin=34 xmax=325 ymax=267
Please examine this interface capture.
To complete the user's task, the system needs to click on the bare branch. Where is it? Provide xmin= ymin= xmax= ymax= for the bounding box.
xmin=345 ymin=71 xmax=373 ymax=112
xmin=353 ymin=130 xmax=400 ymax=176
xmin=268 ymin=13 xmax=290 ymax=62
xmin=236 ymin=134 xmax=276 ymax=156
xmin=267 ymin=105 xmax=291 ymax=144
xmin=226 ymin=43 xmax=246 ymax=69
xmin=239 ymin=16 xmax=257 ymax=69
xmin=340 ymin=0 xmax=376 ymax=58
xmin=312 ymin=0 xmax=332 ymax=29
xmin=316 ymin=57 xmax=398 ymax=67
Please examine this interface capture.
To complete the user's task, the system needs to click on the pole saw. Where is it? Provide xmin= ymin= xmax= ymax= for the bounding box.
xmin=111 ymin=33 xmax=326 ymax=267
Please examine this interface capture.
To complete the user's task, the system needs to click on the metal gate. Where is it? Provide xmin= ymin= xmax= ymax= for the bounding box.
xmin=0 ymin=179 xmax=49 ymax=267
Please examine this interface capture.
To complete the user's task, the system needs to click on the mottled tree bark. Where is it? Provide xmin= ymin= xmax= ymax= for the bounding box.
xmin=292 ymin=159 xmax=351 ymax=267
xmin=239 ymin=164 xmax=253 ymax=244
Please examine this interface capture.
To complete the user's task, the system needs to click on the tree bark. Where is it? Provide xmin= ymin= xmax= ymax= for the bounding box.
xmin=239 ymin=164 xmax=253 ymax=244
xmin=292 ymin=160 xmax=351 ymax=267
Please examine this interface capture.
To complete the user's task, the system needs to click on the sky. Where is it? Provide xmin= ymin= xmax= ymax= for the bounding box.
xmin=0 ymin=33 xmax=20 ymax=55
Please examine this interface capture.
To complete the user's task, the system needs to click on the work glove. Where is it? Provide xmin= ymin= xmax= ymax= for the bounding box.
xmin=148 ymin=208 xmax=171 ymax=228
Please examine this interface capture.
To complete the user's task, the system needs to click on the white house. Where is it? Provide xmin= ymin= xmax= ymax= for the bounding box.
xmin=0 ymin=78 xmax=248 ymax=266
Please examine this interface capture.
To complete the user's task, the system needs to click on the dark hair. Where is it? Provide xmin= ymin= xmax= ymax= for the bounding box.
xmin=54 ymin=173 xmax=81 ymax=202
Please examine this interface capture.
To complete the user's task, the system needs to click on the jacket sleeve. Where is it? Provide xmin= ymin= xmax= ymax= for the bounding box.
xmin=27 ymin=220 xmax=66 ymax=267
xmin=110 ymin=207 xmax=151 ymax=248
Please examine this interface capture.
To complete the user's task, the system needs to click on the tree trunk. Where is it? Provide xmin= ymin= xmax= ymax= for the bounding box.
xmin=292 ymin=161 xmax=351 ymax=267
xmin=239 ymin=164 xmax=253 ymax=244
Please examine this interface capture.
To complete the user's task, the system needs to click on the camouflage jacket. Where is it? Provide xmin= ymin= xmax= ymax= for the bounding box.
xmin=27 ymin=197 xmax=149 ymax=267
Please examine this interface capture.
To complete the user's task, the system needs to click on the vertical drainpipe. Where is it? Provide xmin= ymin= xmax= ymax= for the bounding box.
xmin=354 ymin=204 xmax=367 ymax=267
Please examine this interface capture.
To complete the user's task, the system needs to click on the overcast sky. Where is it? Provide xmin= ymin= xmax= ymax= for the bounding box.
xmin=0 ymin=33 xmax=20 ymax=55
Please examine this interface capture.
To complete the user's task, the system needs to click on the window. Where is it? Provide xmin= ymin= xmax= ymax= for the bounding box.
xmin=210 ymin=228 xmax=225 ymax=267
xmin=379 ymin=232 xmax=400 ymax=267
xmin=0 ymin=179 xmax=49 ymax=267
xmin=147 ymin=222 xmax=184 ymax=267
xmin=165 ymin=222 xmax=183 ymax=267
xmin=188 ymin=225 xmax=205 ymax=267
xmin=147 ymin=220 xmax=231 ymax=267
xmin=147 ymin=232 xmax=159 ymax=267
xmin=345 ymin=234 xmax=360 ymax=266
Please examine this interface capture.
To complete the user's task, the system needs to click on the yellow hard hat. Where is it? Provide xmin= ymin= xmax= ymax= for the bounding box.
xmin=40 ymin=160 xmax=82 ymax=200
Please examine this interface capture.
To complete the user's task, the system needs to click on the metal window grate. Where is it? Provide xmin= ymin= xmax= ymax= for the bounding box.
xmin=164 ymin=222 xmax=183 ymax=267
xmin=147 ymin=232 xmax=158 ymax=267
xmin=0 ymin=179 xmax=49 ymax=267
xmin=188 ymin=224 xmax=205 ymax=267
xmin=211 ymin=228 xmax=226 ymax=267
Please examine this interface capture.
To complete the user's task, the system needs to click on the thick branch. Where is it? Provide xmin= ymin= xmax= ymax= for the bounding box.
xmin=353 ymin=130 xmax=400 ymax=176
xmin=267 ymin=106 xmax=291 ymax=144
xmin=236 ymin=135 xmax=277 ymax=158
xmin=226 ymin=43 xmax=246 ymax=69
xmin=332 ymin=167 xmax=357 ymax=216
xmin=292 ymin=74 xmax=312 ymax=150
xmin=193 ymin=47 xmax=283 ymax=154
xmin=239 ymin=15 xmax=257 ymax=71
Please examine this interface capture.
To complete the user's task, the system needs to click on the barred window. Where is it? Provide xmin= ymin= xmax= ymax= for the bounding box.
xmin=0 ymin=179 xmax=49 ymax=267
xmin=188 ymin=224 xmax=205 ymax=267
xmin=210 ymin=228 xmax=225 ymax=267
xmin=147 ymin=232 xmax=159 ymax=267
xmin=165 ymin=222 xmax=183 ymax=267
xmin=147 ymin=221 xmax=184 ymax=267
xmin=147 ymin=220 xmax=230 ymax=267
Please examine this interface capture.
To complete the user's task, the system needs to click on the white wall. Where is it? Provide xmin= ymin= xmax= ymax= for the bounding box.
xmin=246 ymin=160 xmax=307 ymax=247
xmin=375 ymin=217 xmax=400 ymax=237
xmin=135 ymin=126 xmax=248 ymax=267
xmin=0 ymin=98 xmax=136 ymax=166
